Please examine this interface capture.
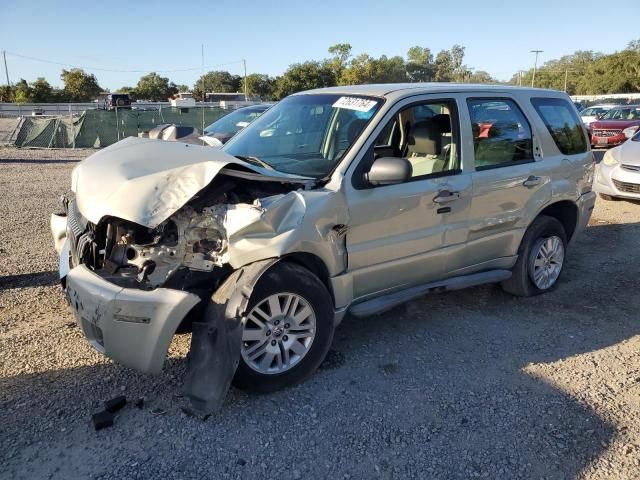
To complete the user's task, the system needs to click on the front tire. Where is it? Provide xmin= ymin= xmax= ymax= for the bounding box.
xmin=501 ymin=215 xmax=567 ymax=297
xmin=233 ymin=262 xmax=334 ymax=393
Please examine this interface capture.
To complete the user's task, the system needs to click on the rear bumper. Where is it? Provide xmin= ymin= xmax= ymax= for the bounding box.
xmin=574 ymin=191 xmax=596 ymax=242
xmin=62 ymin=251 xmax=200 ymax=373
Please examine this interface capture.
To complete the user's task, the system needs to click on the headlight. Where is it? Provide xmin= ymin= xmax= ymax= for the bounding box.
xmin=71 ymin=166 xmax=80 ymax=192
xmin=602 ymin=150 xmax=618 ymax=167
xmin=623 ymin=126 xmax=639 ymax=138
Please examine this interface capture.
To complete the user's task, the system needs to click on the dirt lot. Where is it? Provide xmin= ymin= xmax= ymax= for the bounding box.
xmin=1 ymin=147 xmax=639 ymax=479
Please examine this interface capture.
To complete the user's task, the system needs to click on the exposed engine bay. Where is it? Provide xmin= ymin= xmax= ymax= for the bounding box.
xmin=68 ymin=173 xmax=304 ymax=294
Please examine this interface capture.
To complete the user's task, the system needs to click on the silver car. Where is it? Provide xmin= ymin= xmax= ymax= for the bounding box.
xmin=594 ymin=129 xmax=640 ymax=200
xmin=51 ymin=84 xmax=595 ymax=412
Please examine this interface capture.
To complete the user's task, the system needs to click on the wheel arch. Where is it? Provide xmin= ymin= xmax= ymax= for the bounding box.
xmin=537 ymin=200 xmax=579 ymax=241
xmin=278 ymin=252 xmax=335 ymax=307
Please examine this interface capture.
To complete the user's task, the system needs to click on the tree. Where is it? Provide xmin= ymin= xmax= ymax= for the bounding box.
xmin=627 ymin=39 xmax=640 ymax=52
xmin=193 ymin=71 xmax=241 ymax=100
xmin=61 ymin=69 xmax=102 ymax=102
xmin=175 ymin=84 xmax=190 ymax=93
xmin=134 ymin=72 xmax=177 ymax=101
xmin=273 ymin=61 xmax=336 ymax=99
xmin=406 ymin=46 xmax=434 ymax=82
xmin=0 ymin=85 xmax=13 ymax=102
xmin=241 ymin=73 xmax=276 ymax=100
xmin=328 ymin=43 xmax=352 ymax=78
xmin=116 ymin=86 xmax=136 ymax=94
xmin=467 ymin=70 xmax=499 ymax=84
xmin=13 ymin=79 xmax=32 ymax=103
xmin=434 ymin=50 xmax=454 ymax=82
xmin=30 ymin=77 xmax=53 ymax=102
xmin=340 ymin=54 xmax=407 ymax=85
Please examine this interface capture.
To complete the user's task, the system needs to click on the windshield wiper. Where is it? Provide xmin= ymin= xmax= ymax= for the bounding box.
xmin=234 ymin=155 xmax=274 ymax=170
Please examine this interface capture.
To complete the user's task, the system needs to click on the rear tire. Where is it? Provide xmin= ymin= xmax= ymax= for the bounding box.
xmin=501 ymin=215 xmax=567 ymax=297
xmin=233 ymin=262 xmax=334 ymax=393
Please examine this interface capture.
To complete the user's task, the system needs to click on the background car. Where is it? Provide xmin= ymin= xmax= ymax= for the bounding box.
xmin=103 ymin=93 xmax=132 ymax=111
xmin=590 ymin=105 xmax=640 ymax=147
xmin=580 ymin=104 xmax=617 ymax=126
xmin=199 ymin=104 xmax=271 ymax=147
xmin=594 ymin=128 xmax=640 ymax=200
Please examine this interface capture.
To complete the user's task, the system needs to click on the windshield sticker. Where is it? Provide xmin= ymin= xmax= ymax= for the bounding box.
xmin=332 ymin=96 xmax=377 ymax=112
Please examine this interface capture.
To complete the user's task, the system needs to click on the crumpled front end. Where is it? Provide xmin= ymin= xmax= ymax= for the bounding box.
xmin=52 ymin=139 xmax=349 ymax=411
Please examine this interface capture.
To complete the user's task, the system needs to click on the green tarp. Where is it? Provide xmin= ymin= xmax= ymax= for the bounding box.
xmin=14 ymin=107 xmax=229 ymax=148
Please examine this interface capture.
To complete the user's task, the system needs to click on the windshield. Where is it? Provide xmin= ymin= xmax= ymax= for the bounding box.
xmin=602 ymin=108 xmax=640 ymax=120
xmin=223 ymin=94 xmax=382 ymax=178
xmin=204 ymin=107 xmax=268 ymax=135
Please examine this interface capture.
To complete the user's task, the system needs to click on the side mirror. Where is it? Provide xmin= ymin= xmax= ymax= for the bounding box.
xmin=365 ymin=157 xmax=412 ymax=186
xmin=595 ymin=113 xmax=602 ymax=120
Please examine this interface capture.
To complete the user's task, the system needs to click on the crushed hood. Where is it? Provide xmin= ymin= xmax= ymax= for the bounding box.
xmin=72 ymin=137 xmax=305 ymax=228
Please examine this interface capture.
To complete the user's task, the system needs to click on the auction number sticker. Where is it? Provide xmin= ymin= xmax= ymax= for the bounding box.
xmin=332 ymin=96 xmax=377 ymax=112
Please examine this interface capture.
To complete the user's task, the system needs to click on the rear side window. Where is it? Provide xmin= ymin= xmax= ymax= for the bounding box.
xmin=467 ymin=98 xmax=533 ymax=170
xmin=531 ymin=98 xmax=587 ymax=155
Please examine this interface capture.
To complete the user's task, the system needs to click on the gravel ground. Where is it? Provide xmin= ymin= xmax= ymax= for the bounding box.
xmin=1 ymin=147 xmax=639 ymax=479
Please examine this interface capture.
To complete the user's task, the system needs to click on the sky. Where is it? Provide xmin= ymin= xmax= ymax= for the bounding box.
xmin=1 ymin=0 xmax=638 ymax=91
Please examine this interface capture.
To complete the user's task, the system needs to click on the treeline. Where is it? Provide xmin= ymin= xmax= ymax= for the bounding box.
xmin=1 ymin=40 xmax=638 ymax=103
xmin=513 ymin=40 xmax=640 ymax=94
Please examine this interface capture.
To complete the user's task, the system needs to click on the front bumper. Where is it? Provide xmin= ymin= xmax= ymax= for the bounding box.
xmin=591 ymin=134 xmax=626 ymax=147
xmin=593 ymin=163 xmax=640 ymax=200
xmin=59 ymin=239 xmax=200 ymax=373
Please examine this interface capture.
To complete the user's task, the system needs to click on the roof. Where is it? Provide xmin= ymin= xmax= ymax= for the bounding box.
xmin=298 ymin=82 xmax=565 ymax=99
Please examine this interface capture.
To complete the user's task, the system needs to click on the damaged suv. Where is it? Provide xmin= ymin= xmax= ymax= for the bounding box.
xmin=51 ymin=84 xmax=595 ymax=412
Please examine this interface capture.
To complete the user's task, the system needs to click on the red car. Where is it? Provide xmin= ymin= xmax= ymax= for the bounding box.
xmin=590 ymin=105 xmax=640 ymax=147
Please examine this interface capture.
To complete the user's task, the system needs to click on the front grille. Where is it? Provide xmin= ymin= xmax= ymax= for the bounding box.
xmin=67 ymin=199 xmax=88 ymax=266
xmin=613 ymin=179 xmax=640 ymax=194
xmin=592 ymin=129 xmax=622 ymax=137
xmin=621 ymin=164 xmax=640 ymax=172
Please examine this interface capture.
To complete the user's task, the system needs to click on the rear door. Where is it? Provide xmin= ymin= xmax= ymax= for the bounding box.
xmin=462 ymin=96 xmax=551 ymax=269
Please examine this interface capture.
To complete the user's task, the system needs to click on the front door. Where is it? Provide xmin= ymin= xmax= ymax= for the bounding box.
xmin=343 ymin=96 xmax=472 ymax=301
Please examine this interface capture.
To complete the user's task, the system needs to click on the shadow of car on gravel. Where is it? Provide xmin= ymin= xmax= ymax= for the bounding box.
xmin=1 ymin=221 xmax=639 ymax=479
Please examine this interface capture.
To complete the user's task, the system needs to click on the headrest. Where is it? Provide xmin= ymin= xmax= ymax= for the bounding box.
xmin=407 ymin=120 xmax=440 ymax=156
xmin=432 ymin=114 xmax=451 ymax=134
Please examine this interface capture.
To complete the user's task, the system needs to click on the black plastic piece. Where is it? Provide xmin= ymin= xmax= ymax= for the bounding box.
xmin=104 ymin=395 xmax=127 ymax=413
xmin=183 ymin=259 xmax=277 ymax=413
xmin=92 ymin=410 xmax=114 ymax=430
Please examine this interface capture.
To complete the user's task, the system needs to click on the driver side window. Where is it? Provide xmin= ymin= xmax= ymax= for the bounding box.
xmin=373 ymin=101 xmax=460 ymax=179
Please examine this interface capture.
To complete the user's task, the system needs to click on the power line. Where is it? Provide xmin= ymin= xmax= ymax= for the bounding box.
xmin=3 ymin=50 xmax=244 ymax=73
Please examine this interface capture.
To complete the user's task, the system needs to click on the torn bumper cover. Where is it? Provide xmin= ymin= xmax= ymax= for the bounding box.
xmin=64 ymin=257 xmax=200 ymax=374
xmin=183 ymin=259 xmax=277 ymax=413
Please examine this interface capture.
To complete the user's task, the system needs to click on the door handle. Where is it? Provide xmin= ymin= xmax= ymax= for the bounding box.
xmin=522 ymin=175 xmax=542 ymax=188
xmin=433 ymin=190 xmax=460 ymax=204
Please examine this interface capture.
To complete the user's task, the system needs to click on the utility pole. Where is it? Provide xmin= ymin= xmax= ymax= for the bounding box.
xmin=243 ymin=59 xmax=248 ymax=102
xmin=518 ymin=70 xmax=522 ymax=86
xmin=564 ymin=69 xmax=569 ymax=92
xmin=201 ymin=44 xmax=205 ymax=102
xmin=2 ymin=50 xmax=10 ymax=86
xmin=530 ymin=50 xmax=543 ymax=87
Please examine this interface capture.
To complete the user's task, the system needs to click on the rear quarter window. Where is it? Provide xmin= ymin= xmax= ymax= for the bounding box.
xmin=531 ymin=97 xmax=588 ymax=155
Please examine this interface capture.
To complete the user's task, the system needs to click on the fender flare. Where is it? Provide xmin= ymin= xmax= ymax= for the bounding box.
xmin=182 ymin=258 xmax=279 ymax=413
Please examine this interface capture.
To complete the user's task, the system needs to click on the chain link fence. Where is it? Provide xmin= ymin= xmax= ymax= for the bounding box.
xmin=3 ymin=104 xmax=242 ymax=148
